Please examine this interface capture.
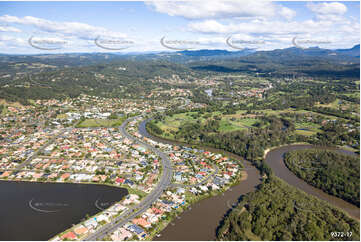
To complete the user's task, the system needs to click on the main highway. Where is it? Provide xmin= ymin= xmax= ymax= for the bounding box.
xmin=84 ymin=116 xmax=173 ymax=240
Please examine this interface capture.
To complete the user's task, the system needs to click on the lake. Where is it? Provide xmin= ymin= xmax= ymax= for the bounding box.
xmin=0 ymin=181 xmax=128 ymax=240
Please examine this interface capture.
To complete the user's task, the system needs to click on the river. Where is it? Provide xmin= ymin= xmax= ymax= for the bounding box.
xmin=0 ymin=181 xmax=128 ymax=240
xmin=264 ymin=144 xmax=360 ymax=220
xmin=139 ymin=119 xmax=262 ymax=240
xmin=139 ymin=120 xmax=360 ymax=240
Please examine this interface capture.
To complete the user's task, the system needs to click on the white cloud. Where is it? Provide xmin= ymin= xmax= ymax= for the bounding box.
xmin=0 ymin=15 xmax=137 ymax=53
xmin=0 ymin=35 xmax=27 ymax=48
xmin=188 ymin=20 xmax=232 ymax=34
xmin=0 ymin=15 xmax=127 ymax=40
xmin=188 ymin=19 xmax=336 ymax=35
xmin=307 ymin=2 xmax=347 ymax=16
xmin=147 ymin=1 xmax=279 ymax=19
xmin=307 ymin=2 xmax=348 ymax=23
xmin=0 ymin=25 xmax=21 ymax=32
xmin=280 ymin=7 xmax=296 ymax=20
xmin=0 ymin=2 xmax=358 ymax=53
xmin=187 ymin=16 xmax=359 ymax=50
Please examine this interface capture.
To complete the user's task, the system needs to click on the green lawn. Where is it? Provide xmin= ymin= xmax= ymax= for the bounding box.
xmin=295 ymin=129 xmax=317 ymax=136
xmin=1 ymin=106 xmax=8 ymax=115
xmin=154 ymin=111 xmax=263 ymax=135
xmin=219 ymin=119 xmax=245 ymax=132
xmin=156 ymin=108 xmax=345 ymax=138
xmin=256 ymin=108 xmax=342 ymax=120
xmin=294 ymin=121 xmax=322 ymax=136
xmin=237 ymin=118 xmax=259 ymax=127
xmin=344 ymin=92 xmax=360 ymax=99
xmin=77 ymin=118 xmax=125 ymax=128
xmin=56 ymin=113 xmax=67 ymax=119
xmin=315 ymin=98 xmax=341 ymax=109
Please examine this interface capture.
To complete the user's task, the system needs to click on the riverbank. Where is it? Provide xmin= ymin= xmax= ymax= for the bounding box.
xmin=283 ymin=148 xmax=359 ymax=206
xmin=139 ymin=118 xmax=262 ymax=240
xmin=216 ymin=176 xmax=360 ymax=241
xmin=144 ymin=118 xmax=360 ymax=234
xmin=147 ymin=170 xmax=248 ymax=241
xmin=263 ymin=142 xmax=358 ymax=159
xmin=263 ymin=142 xmax=310 ymax=159
xmin=264 ymin=144 xmax=360 ymax=220
xmin=154 ymin=167 xmax=261 ymax=241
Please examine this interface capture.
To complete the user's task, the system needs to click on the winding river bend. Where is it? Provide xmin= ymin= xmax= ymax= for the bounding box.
xmin=139 ymin=119 xmax=262 ymax=240
xmin=264 ymin=144 xmax=359 ymax=220
xmin=139 ymin=119 xmax=360 ymax=240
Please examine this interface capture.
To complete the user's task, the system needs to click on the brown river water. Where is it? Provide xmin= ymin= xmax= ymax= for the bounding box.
xmin=139 ymin=120 xmax=262 ymax=240
xmin=139 ymin=120 xmax=360 ymax=240
xmin=264 ymin=144 xmax=359 ymax=220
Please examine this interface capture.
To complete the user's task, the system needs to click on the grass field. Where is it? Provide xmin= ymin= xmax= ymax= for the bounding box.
xmin=77 ymin=118 xmax=125 ymax=128
xmin=1 ymin=106 xmax=8 ymax=115
xmin=154 ymin=108 xmax=343 ymax=138
xmin=344 ymin=92 xmax=360 ymax=99
xmin=256 ymin=108 xmax=345 ymax=120
xmin=295 ymin=129 xmax=317 ymax=136
xmin=56 ymin=113 xmax=67 ymax=119
xmin=315 ymin=98 xmax=341 ymax=109
xmin=153 ymin=111 xmax=264 ymax=136
xmin=219 ymin=119 xmax=245 ymax=132
xmin=294 ymin=121 xmax=322 ymax=136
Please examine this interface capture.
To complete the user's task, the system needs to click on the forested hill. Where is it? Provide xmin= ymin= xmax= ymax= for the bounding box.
xmin=0 ymin=44 xmax=359 ymax=104
xmin=188 ymin=45 xmax=360 ymax=78
xmin=0 ymin=58 xmax=193 ymax=104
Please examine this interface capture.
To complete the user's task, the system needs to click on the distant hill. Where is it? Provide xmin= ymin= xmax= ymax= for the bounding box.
xmin=177 ymin=49 xmax=254 ymax=57
xmin=0 ymin=44 xmax=359 ymax=79
xmin=335 ymin=44 xmax=360 ymax=57
xmin=187 ymin=45 xmax=360 ymax=78
xmin=0 ymin=44 xmax=358 ymax=61
xmin=246 ymin=44 xmax=360 ymax=61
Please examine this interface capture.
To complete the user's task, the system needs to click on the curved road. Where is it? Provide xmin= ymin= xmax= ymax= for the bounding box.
xmin=139 ymin=118 xmax=261 ymax=240
xmin=265 ymin=144 xmax=360 ymax=220
xmin=140 ymin=119 xmax=360 ymax=239
xmin=85 ymin=119 xmax=360 ymax=240
xmin=84 ymin=116 xmax=173 ymax=240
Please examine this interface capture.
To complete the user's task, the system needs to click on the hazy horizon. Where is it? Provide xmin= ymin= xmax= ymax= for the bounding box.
xmin=0 ymin=1 xmax=360 ymax=54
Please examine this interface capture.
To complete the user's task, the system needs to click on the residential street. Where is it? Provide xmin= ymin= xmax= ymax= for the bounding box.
xmin=84 ymin=116 xmax=173 ymax=240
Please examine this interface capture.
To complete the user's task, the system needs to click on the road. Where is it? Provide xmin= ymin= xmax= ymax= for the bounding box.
xmin=14 ymin=117 xmax=84 ymax=172
xmin=84 ymin=116 xmax=173 ymax=240
xmin=171 ymin=165 xmax=219 ymax=188
xmin=14 ymin=127 xmax=70 ymax=172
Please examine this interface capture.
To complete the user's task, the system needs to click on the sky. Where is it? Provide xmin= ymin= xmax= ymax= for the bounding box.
xmin=0 ymin=1 xmax=359 ymax=54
